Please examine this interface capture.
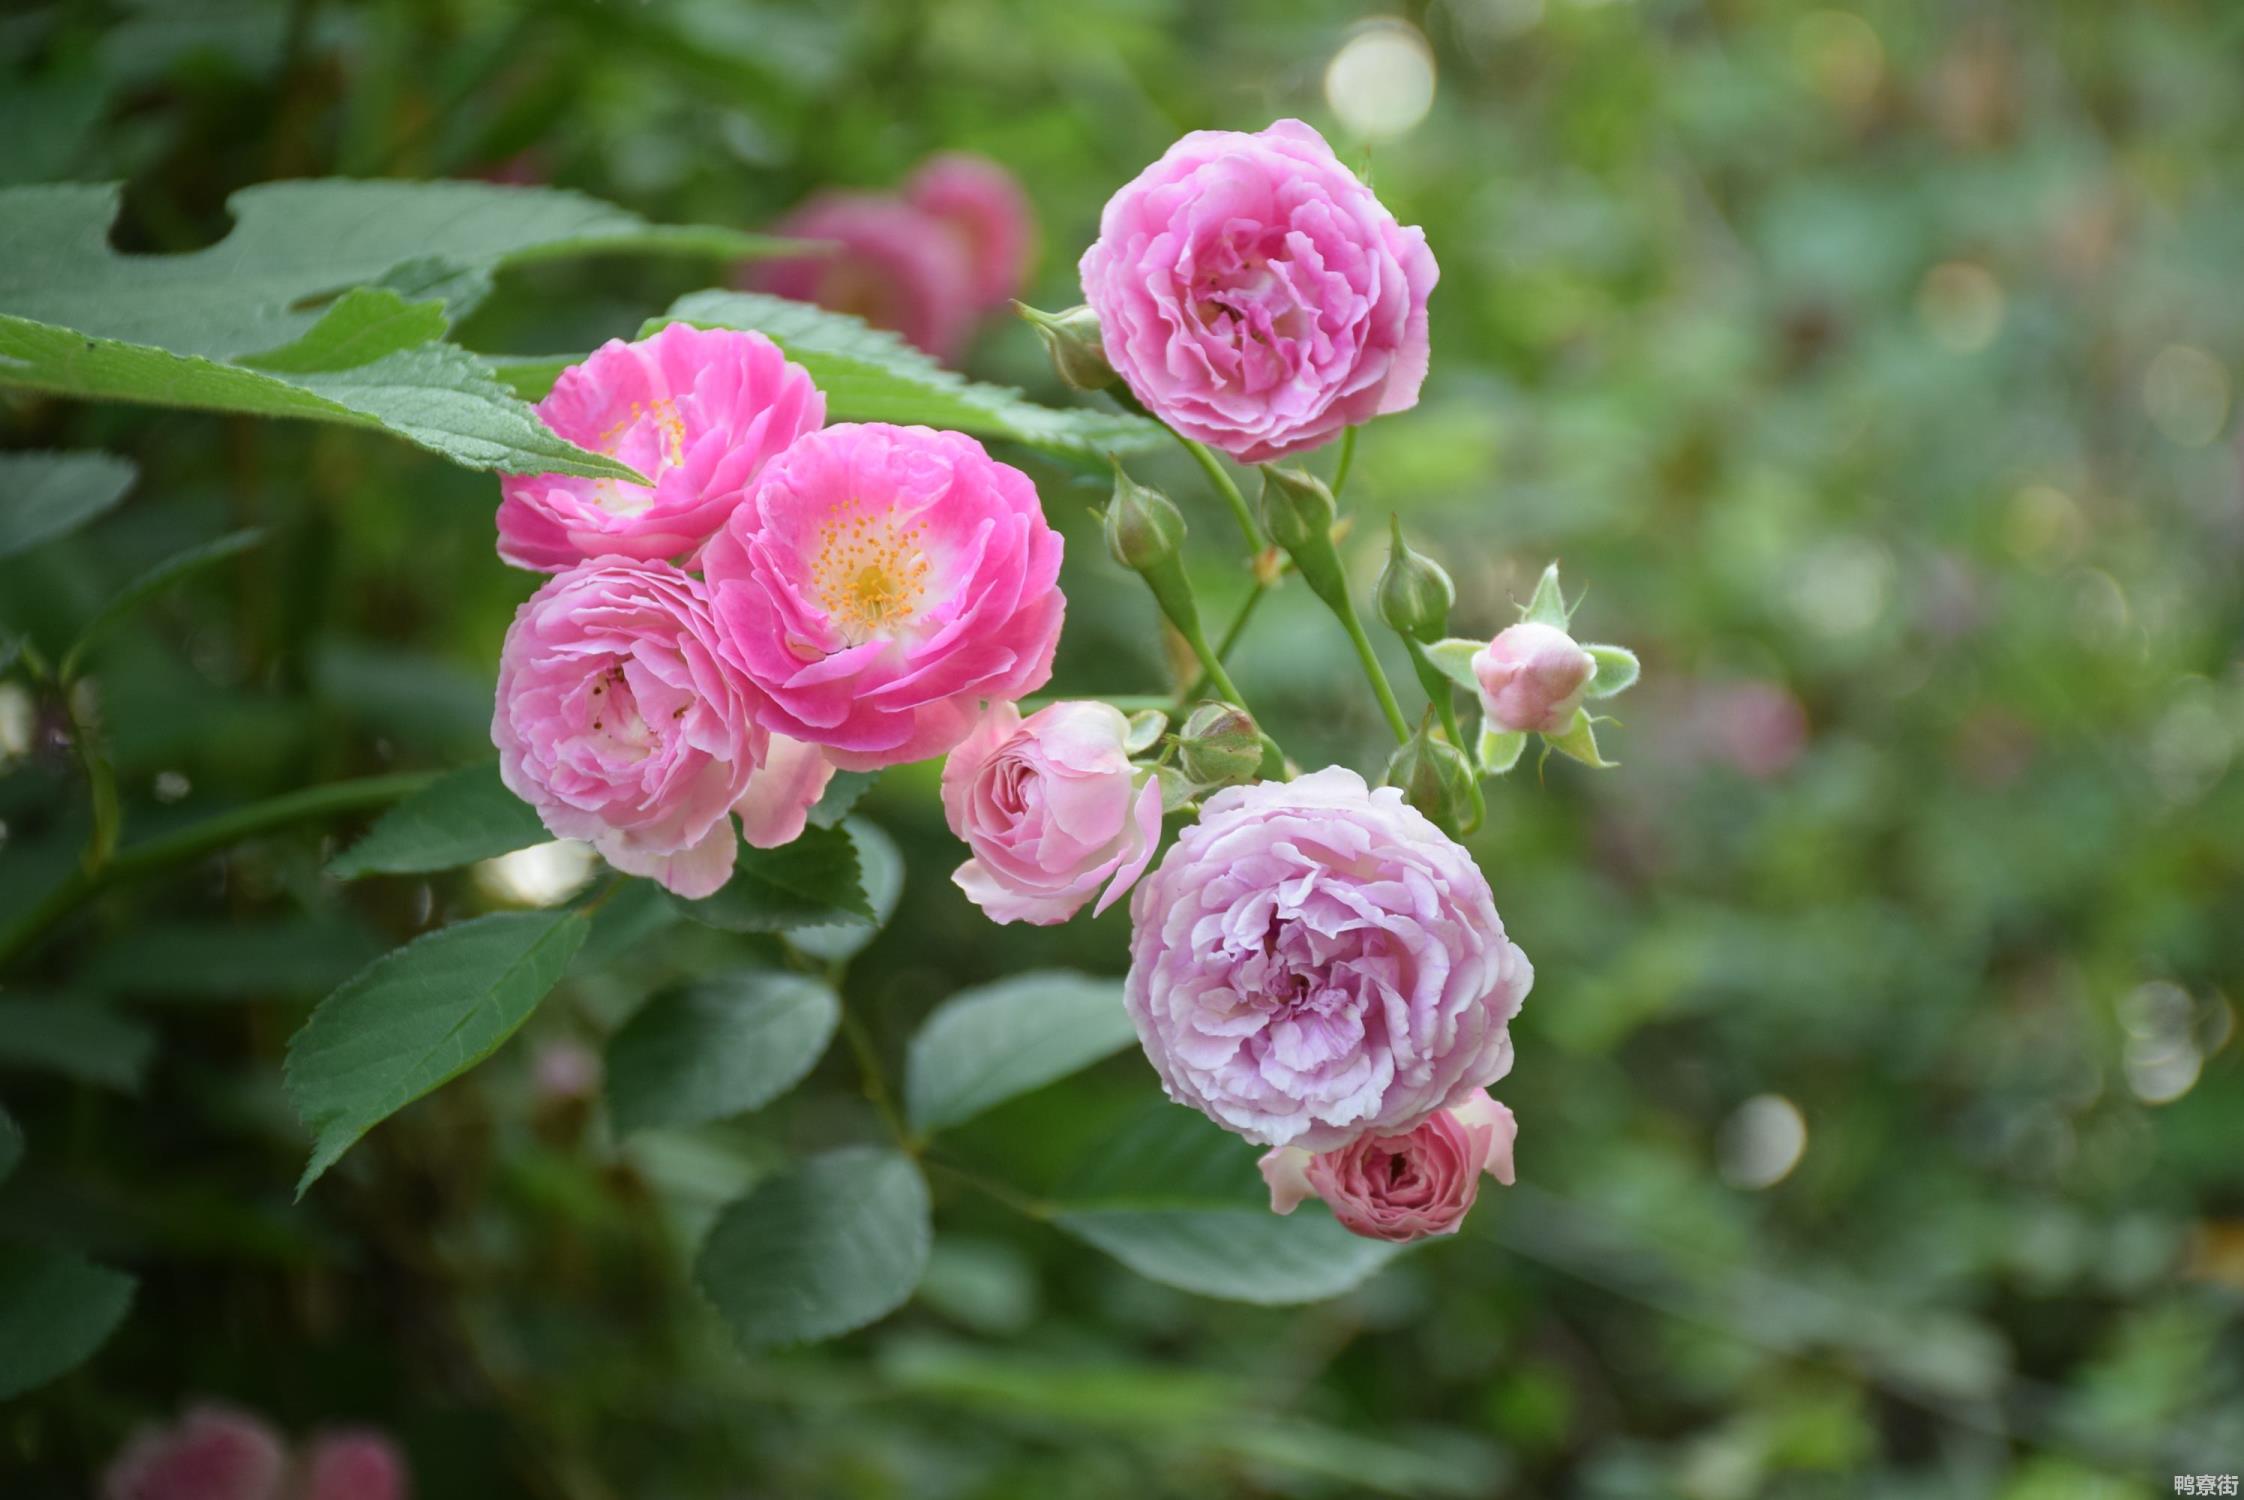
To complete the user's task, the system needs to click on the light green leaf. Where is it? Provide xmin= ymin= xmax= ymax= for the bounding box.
xmin=326 ymin=762 xmax=550 ymax=880
xmin=0 ymin=450 xmax=136 ymax=559
xmin=1582 ymin=643 xmax=1640 ymax=698
xmin=0 ymin=998 xmax=154 ymax=1093
xmin=672 ymin=822 xmax=872 ymax=933
xmin=60 ymin=528 xmax=264 ymax=678
xmin=0 ymin=1102 xmax=21 ymax=1185
xmin=1423 ymin=637 xmax=1482 ymax=691
xmin=648 ymin=291 xmax=1163 ymax=458
xmin=1520 ymin=561 xmax=1570 ymax=628
xmin=1123 ymin=709 xmax=1169 ymax=755
xmin=789 ymin=817 xmax=902 ymax=964
xmin=695 ymin=1145 xmax=930 ymax=1350
xmin=1544 ymin=709 xmax=1616 ymax=769
xmin=905 ymin=971 xmax=1135 ymax=1136
xmin=1477 ymin=724 xmax=1527 ymax=777
xmin=604 ymin=970 xmax=839 ymax=1136
xmin=285 ymin=909 xmax=588 ymax=1194
xmin=0 ymin=1245 xmax=136 ymax=1400
xmin=239 ymin=287 xmax=451 ymax=374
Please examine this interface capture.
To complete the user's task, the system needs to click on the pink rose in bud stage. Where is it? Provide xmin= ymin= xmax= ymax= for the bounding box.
xmin=751 ymin=193 xmax=977 ymax=361
xmin=1078 ymin=118 xmax=1438 ymax=464
xmin=496 ymin=323 xmax=824 ymax=573
xmin=905 ymin=152 xmax=1036 ymax=313
xmin=296 ymin=1432 xmax=409 ymax=1500
xmin=1472 ymin=621 xmax=1596 ymax=736
xmin=494 ymin=559 xmax=825 ymax=899
xmin=1260 ymin=1089 xmax=1518 ymax=1243
xmin=103 ymin=1407 xmax=287 ymax=1500
xmin=940 ymin=700 xmax=1163 ymax=925
xmin=701 ymin=423 xmax=1065 ymax=771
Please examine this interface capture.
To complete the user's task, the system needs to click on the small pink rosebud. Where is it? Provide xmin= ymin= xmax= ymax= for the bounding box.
xmin=103 ymin=1406 xmax=287 ymax=1500
xmin=1472 ymin=621 xmax=1596 ymax=736
xmin=1257 ymin=1089 xmax=1518 ymax=1243
xmin=297 ymin=1431 xmax=409 ymax=1500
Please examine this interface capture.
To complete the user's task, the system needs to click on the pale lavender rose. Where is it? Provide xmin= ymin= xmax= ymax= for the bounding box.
xmin=1078 ymin=118 xmax=1439 ymax=464
xmin=702 ymin=423 xmax=1065 ymax=771
xmin=1473 ymin=621 xmax=1595 ymax=736
xmin=104 ymin=1406 xmax=287 ymax=1500
xmin=496 ymin=323 xmax=823 ymax=573
xmin=940 ymin=700 xmax=1162 ymax=925
xmin=1124 ymin=766 xmax=1531 ymax=1150
xmin=1259 ymin=1089 xmax=1517 ymax=1243
xmin=750 ymin=193 xmax=976 ymax=360
xmin=494 ymin=559 xmax=820 ymax=899
xmin=905 ymin=152 xmax=1036 ymax=313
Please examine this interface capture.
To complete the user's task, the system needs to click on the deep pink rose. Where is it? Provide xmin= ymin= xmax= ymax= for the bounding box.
xmin=750 ymin=193 xmax=976 ymax=360
xmin=494 ymin=559 xmax=820 ymax=899
xmin=1259 ymin=1089 xmax=1517 ymax=1243
xmin=701 ymin=423 xmax=1065 ymax=771
xmin=1124 ymin=767 xmax=1532 ymax=1150
xmin=1472 ymin=621 xmax=1595 ymax=735
xmin=104 ymin=1407 xmax=287 ymax=1500
xmin=905 ymin=152 xmax=1036 ymax=313
xmin=296 ymin=1432 xmax=409 ymax=1500
xmin=940 ymin=700 xmax=1162 ymax=925
xmin=1078 ymin=118 xmax=1438 ymax=464
xmin=496 ymin=323 xmax=823 ymax=573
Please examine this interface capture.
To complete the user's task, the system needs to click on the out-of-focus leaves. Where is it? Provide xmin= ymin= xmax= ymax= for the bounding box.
xmin=0 ymin=998 xmax=155 ymax=1092
xmin=58 ymin=528 xmax=262 ymax=677
xmin=0 ymin=1245 xmax=135 ymax=1400
xmin=671 ymin=822 xmax=872 ymax=933
xmin=0 ymin=1101 xmax=21 ymax=1185
xmin=603 ymin=969 xmax=838 ymax=1135
xmin=695 ymin=1146 xmax=930 ymax=1350
xmin=79 ymin=916 xmax=389 ymax=1000
xmin=904 ymin=970 xmax=1134 ymax=1135
xmin=326 ymin=761 xmax=548 ymax=879
xmin=285 ymin=908 xmax=587 ymax=1193
xmin=0 ymin=450 xmax=135 ymax=559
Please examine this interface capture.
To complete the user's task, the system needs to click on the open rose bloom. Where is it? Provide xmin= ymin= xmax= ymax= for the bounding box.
xmin=702 ymin=423 xmax=1065 ymax=771
xmin=1124 ymin=767 xmax=1531 ymax=1151
xmin=494 ymin=559 xmax=828 ymax=899
xmin=1261 ymin=1089 xmax=1517 ymax=1243
xmin=497 ymin=323 xmax=823 ymax=572
xmin=905 ymin=152 xmax=1036 ymax=313
xmin=103 ymin=1406 xmax=409 ymax=1500
xmin=1079 ymin=118 xmax=1438 ymax=464
xmin=941 ymin=700 xmax=1162 ymax=925
xmin=751 ymin=192 xmax=977 ymax=361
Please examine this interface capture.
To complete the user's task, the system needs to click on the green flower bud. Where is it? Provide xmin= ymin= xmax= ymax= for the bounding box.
xmin=1376 ymin=515 xmax=1454 ymax=643
xmin=1257 ymin=465 xmax=1337 ymax=555
xmin=1176 ymin=700 xmax=1263 ymax=789
xmin=1384 ymin=723 xmax=1480 ymax=837
xmin=1104 ymin=464 xmax=1187 ymax=574
xmin=1016 ymin=302 xmax=1116 ymax=392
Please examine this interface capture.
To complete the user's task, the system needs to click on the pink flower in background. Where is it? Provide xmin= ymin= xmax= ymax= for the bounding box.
xmin=1123 ymin=767 xmax=1532 ymax=1151
xmin=1260 ymin=1089 xmax=1517 ymax=1242
xmin=103 ymin=1408 xmax=409 ymax=1500
xmin=940 ymin=700 xmax=1162 ymax=925
xmin=494 ymin=559 xmax=802 ymax=899
xmin=497 ymin=323 xmax=824 ymax=573
xmin=296 ymin=1433 xmax=408 ymax=1500
xmin=1701 ymin=679 xmax=1809 ymax=780
xmin=751 ymin=193 xmax=976 ymax=361
xmin=905 ymin=152 xmax=1036 ymax=313
xmin=1079 ymin=118 xmax=1438 ymax=464
xmin=1473 ymin=621 xmax=1596 ymax=735
xmin=702 ymin=423 xmax=1065 ymax=771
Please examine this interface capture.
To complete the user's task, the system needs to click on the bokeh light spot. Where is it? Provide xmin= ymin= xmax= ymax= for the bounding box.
xmin=1325 ymin=21 xmax=1436 ymax=142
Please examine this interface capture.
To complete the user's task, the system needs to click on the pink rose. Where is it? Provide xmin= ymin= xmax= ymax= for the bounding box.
xmin=296 ymin=1432 xmax=408 ymax=1500
xmin=750 ymin=193 xmax=976 ymax=361
xmin=496 ymin=323 xmax=823 ymax=573
xmin=1078 ymin=118 xmax=1439 ymax=464
xmin=1259 ymin=1089 xmax=1517 ymax=1243
xmin=1472 ymin=621 xmax=1595 ymax=735
xmin=940 ymin=700 xmax=1162 ymax=925
xmin=905 ymin=152 xmax=1036 ymax=313
xmin=494 ymin=559 xmax=822 ymax=899
xmin=1124 ymin=767 xmax=1532 ymax=1150
xmin=701 ymin=423 xmax=1065 ymax=771
xmin=104 ymin=1407 xmax=287 ymax=1500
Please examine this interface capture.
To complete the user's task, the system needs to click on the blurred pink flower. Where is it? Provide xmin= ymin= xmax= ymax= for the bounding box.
xmin=1079 ymin=118 xmax=1438 ymax=463
xmin=1473 ymin=621 xmax=1596 ymax=735
xmin=750 ymin=193 xmax=976 ymax=361
xmin=103 ymin=1410 xmax=410 ymax=1500
xmin=296 ymin=1432 xmax=408 ymax=1500
xmin=905 ymin=152 xmax=1036 ymax=313
xmin=940 ymin=700 xmax=1162 ymax=925
xmin=1700 ymin=679 xmax=1810 ymax=780
xmin=1260 ymin=1089 xmax=1517 ymax=1242
xmin=702 ymin=423 xmax=1065 ymax=771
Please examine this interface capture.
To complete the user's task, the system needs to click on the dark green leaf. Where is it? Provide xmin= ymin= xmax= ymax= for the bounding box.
xmin=327 ymin=762 xmax=551 ymax=880
xmin=905 ymin=971 xmax=1135 ymax=1135
xmin=0 ymin=1245 xmax=136 ymax=1400
xmin=0 ymin=449 xmax=135 ymax=559
xmin=807 ymin=769 xmax=880 ymax=829
xmin=605 ymin=970 xmax=839 ymax=1135
xmin=285 ymin=909 xmax=588 ymax=1194
xmin=672 ymin=822 xmax=871 ymax=933
xmin=0 ymin=998 xmax=155 ymax=1093
xmin=789 ymin=818 xmax=902 ymax=964
xmin=59 ymin=528 xmax=264 ymax=678
xmin=696 ymin=1146 xmax=930 ymax=1350
xmin=78 ymin=917 xmax=390 ymax=1000
xmin=0 ymin=1101 xmax=21 ymax=1185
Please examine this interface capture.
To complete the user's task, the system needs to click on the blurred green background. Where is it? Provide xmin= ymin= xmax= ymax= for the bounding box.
xmin=3 ymin=0 xmax=2242 ymax=1495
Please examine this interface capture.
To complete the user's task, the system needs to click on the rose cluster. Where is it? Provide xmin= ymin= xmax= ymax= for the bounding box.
xmin=103 ymin=1405 xmax=407 ymax=1500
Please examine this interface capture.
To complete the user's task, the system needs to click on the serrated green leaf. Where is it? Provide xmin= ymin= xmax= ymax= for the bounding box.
xmin=0 ymin=998 xmax=154 ymax=1093
xmin=0 ymin=449 xmax=136 ymax=559
xmin=59 ymin=528 xmax=263 ymax=678
xmin=1477 ymin=724 xmax=1527 ymax=777
xmin=789 ymin=818 xmax=902 ymax=964
xmin=239 ymin=286 xmax=451 ymax=374
xmin=1582 ymin=643 xmax=1639 ymax=698
xmin=0 ymin=1245 xmax=136 ymax=1400
xmin=905 ymin=971 xmax=1135 ymax=1135
xmin=285 ymin=909 xmax=587 ymax=1194
xmin=695 ymin=1146 xmax=930 ymax=1350
xmin=1424 ymin=637 xmax=1482 ymax=691
xmin=1520 ymin=561 xmax=1570 ymax=628
xmin=605 ymin=970 xmax=839 ymax=1136
xmin=327 ymin=762 xmax=551 ymax=880
xmin=806 ymin=769 xmax=879 ymax=829
xmin=672 ymin=822 xmax=872 ymax=933
xmin=648 ymin=291 xmax=1163 ymax=458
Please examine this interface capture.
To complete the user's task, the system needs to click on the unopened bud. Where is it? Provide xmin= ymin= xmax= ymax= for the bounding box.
xmin=1177 ymin=700 xmax=1262 ymax=789
xmin=1473 ymin=621 xmax=1595 ymax=736
xmin=1258 ymin=465 xmax=1337 ymax=555
xmin=1016 ymin=302 xmax=1115 ymax=391
xmin=1104 ymin=464 xmax=1187 ymax=574
xmin=1384 ymin=725 xmax=1479 ymax=837
xmin=1376 ymin=515 xmax=1454 ymax=643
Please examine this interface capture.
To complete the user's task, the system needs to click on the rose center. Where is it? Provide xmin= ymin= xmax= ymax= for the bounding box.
xmin=584 ymin=664 xmax=653 ymax=757
xmin=811 ymin=499 xmax=933 ymax=646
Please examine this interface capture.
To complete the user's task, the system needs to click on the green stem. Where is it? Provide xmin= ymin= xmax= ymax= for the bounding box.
xmin=922 ymin=1157 xmax=1053 ymax=1220
xmin=1174 ymin=580 xmax=1269 ymax=712
xmin=0 ymin=769 xmax=438 ymax=973
xmin=836 ymin=1001 xmax=913 ymax=1155
xmin=1337 ymin=600 xmax=1411 ymax=744
xmin=1330 ymin=426 xmax=1358 ymax=499
xmin=1175 ymin=436 xmax=1265 ymax=555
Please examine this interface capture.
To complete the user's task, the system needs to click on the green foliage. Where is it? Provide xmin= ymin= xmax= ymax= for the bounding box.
xmin=326 ymin=762 xmax=549 ymax=880
xmin=59 ymin=527 xmax=263 ymax=678
xmin=0 ymin=1245 xmax=136 ymax=1401
xmin=905 ymin=970 xmax=1135 ymax=1135
xmin=670 ymin=822 xmax=873 ymax=933
xmin=0 ymin=998 xmax=155 ymax=1092
xmin=0 ymin=1101 xmax=21 ymax=1185
xmin=0 ymin=449 xmax=135 ymax=558
xmin=604 ymin=970 xmax=839 ymax=1135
